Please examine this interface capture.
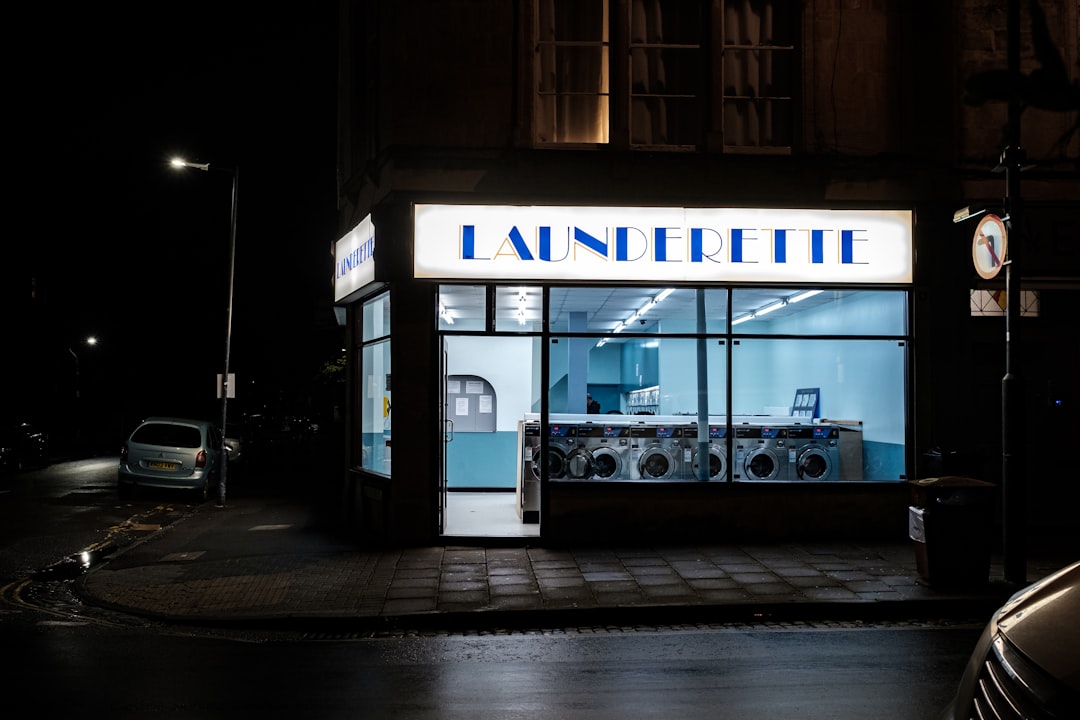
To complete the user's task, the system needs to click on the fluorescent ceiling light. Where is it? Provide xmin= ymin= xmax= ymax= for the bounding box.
xmin=754 ymin=300 xmax=785 ymax=317
xmin=787 ymin=290 xmax=821 ymax=304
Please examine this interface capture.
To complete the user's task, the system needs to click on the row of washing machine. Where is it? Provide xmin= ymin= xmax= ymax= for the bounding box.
xmin=521 ymin=418 xmax=845 ymax=483
xmin=734 ymin=424 xmax=843 ymax=482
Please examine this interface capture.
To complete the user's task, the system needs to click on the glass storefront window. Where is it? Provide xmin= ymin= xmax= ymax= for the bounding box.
xmin=547 ymin=335 xmax=727 ymax=415
xmin=362 ymin=291 xmax=391 ymax=342
xmin=731 ymin=289 xmax=907 ymax=336
xmin=437 ymin=283 xmax=907 ymax=485
xmin=549 ymin=286 xmax=716 ymax=335
xmin=438 ymin=284 xmax=487 ymax=331
xmin=360 ymin=292 xmax=392 ymax=475
xmin=731 ymin=338 xmax=907 ymax=481
xmin=495 ymin=286 xmax=543 ymax=332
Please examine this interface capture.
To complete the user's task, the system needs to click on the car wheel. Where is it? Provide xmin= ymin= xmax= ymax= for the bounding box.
xmin=192 ymin=477 xmax=210 ymax=503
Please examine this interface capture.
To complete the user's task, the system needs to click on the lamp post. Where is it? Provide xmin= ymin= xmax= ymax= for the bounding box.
xmin=68 ymin=336 xmax=98 ymax=451
xmin=171 ymin=157 xmax=238 ymax=508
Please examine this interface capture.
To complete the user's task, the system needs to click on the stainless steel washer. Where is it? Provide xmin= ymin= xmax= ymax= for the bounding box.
xmin=633 ymin=423 xmax=682 ymax=480
xmin=735 ymin=425 xmax=788 ymax=481
xmin=683 ymin=423 xmax=728 ymax=481
xmin=531 ymin=421 xmax=577 ymax=480
xmin=576 ymin=422 xmax=631 ymax=480
xmin=788 ymin=425 xmax=840 ymax=481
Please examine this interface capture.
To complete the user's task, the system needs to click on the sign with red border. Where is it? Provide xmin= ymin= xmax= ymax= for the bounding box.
xmin=972 ymin=214 xmax=1007 ymax=280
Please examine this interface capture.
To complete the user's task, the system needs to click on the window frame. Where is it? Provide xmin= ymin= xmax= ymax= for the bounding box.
xmin=529 ymin=0 xmax=798 ymax=154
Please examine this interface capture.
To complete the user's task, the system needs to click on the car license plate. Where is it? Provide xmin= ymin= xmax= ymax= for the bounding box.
xmin=148 ymin=461 xmax=177 ymax=470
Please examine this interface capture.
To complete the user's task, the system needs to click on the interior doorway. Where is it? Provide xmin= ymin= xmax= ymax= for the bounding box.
xmin=441 ymin=335 xmax=540 ymax=538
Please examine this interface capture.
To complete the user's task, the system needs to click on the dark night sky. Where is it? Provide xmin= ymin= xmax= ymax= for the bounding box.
xmin=6 ymin=5 xmax=342 ymax=441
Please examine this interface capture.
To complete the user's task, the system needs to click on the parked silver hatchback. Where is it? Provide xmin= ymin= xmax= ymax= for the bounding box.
xmin=118 ymin=417 xmax=223 ymax=502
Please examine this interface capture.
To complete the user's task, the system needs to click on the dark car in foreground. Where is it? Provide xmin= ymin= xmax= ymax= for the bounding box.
xmin=118 ymin=417 xmax=224 ymax=502
xmin=940 ymin=559 xmax=1080 ymax=719
xmin=0 ymin=422 xmax=49 ymax=473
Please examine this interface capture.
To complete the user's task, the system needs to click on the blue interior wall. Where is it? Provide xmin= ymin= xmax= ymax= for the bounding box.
xmin=446 ymin=431 xmax=518 ymax=488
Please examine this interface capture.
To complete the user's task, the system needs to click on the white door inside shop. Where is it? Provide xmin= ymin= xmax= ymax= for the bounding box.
xmin=441 ymin=335 xmax=540 ymax=538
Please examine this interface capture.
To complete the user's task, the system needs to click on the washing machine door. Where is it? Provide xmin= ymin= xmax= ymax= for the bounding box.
xmin=744 ymin=447 xmax=781 ymax=481
xmin=795 ymin=445 xmax=833 ymax=480
xmin=566 ymin=447 xmax=596 ymax=479
xmin=533 ymin=446 xmax=567 ymax=479
xmin=692 ymin=443 xmax=726 ymax=480
xmin=639 ymin=445 xmax=677 ymax=480
xmin=592 ymin=446 xmax=623 ymax=479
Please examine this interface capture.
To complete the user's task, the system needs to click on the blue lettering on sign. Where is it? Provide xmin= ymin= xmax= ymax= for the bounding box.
xmin=461 ymin=225 xmax=479 ymax=259
xmin=811 ymin=229 xmax=827 ymax=263
xmin=616 ymin=227 xmax=649 ymax=261
xmin=841 ymin=229 xmax=867 ymax=264
xmin=690 ymin=228 xmax=724 ymax=263
xmin=456 ymin=221 xmax=873 ymax=266
xmin=655 ymin=227 xmax=682 ymax=262
xmin=574 ymin=227 xmax=607 ymax=258
xmin=774 ymin=228 xmax=790 ymax=263
xmin=496 ymin=226 xmax=534 ymax=260
xmin=730 ymin=228 xmax=749 ymax=263
xmin=336 ymin=235 xmax=374 ymax=279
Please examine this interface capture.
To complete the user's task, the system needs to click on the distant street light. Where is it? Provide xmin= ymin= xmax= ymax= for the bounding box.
xmin=171 ymin=156 xmax=238 ymax=508
xmin=68 ymin=336 xmax=98 ymax=450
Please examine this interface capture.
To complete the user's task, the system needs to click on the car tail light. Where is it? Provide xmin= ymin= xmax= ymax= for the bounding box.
xmin=121 ymin=443 xmax=128 ymax=462
xmin=195 ymin=450 xmax=207 ymax=468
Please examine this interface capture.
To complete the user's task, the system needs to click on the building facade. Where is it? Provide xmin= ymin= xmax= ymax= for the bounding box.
xmin=333 ymin=0 xmax=1079 ymax=546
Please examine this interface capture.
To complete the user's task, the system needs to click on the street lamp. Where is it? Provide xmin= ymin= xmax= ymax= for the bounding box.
xmin=68 ymin=336 xmax=98 ymax=450
xmin=171 ymin=156 xmax=238 ymax=508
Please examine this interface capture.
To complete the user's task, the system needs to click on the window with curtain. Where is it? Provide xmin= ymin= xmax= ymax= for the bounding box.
xmin=532 ymin=0 xmax=795 ymax=153
xmin=535 ymin=0 xmax=610 ymax=144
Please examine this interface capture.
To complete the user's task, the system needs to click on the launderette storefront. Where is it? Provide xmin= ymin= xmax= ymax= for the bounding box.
xmin=336 ymin=203 xmax=915 ymax=545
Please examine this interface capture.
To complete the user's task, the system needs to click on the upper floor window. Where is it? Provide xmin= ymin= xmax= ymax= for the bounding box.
xmin=721 ymin=0 xmax=796 ymax=153
xmin=535 ymin=0 xmax=610 ymax=144
xmin=532 ymin=0 xmax=796 ymax=153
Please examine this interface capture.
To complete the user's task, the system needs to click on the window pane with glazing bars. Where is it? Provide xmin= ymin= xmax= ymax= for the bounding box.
xmin=722 ymin=0 xmax=794 ymax=151
xmin=536 ymin=0 xmax=610 ymax=144
xmin=630 ymin=0 xmax=703 ymax=148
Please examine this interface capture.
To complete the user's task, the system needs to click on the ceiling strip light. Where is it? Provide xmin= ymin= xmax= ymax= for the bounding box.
xmin=596 ymin=288 xmax=675 ymax=348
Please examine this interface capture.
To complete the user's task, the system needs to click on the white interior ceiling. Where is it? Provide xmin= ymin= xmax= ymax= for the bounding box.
xmin=438 ymin=285 xmax=846 ymax=337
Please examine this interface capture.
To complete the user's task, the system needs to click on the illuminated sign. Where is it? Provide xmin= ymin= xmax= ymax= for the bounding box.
xmin=334 ymin=214 xmax=376 ymax=302
xmin=413 ymin=205 xmax=913 ymax=284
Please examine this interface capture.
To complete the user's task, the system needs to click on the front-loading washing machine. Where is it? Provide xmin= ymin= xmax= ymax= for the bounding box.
xmin=734 ymin=425 xmax=788 ymax=481
xmin=787 ymin=425 xmax=840 ymax=481
xmin=529 ymin=421 xmax=578 ymax=481
xmin=576 ymin=421 xmax=631 ymax=480
xmin=631 ymin=423 xmax=683 ymax=480
xmin=682 ymin=423 xmax=728 ymax=481
xmin=556 ymin=424 xmax=600 ymax=480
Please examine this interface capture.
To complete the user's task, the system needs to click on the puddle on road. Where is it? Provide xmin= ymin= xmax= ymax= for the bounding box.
xmin=32 ymin=546 xmax=115 ymax=581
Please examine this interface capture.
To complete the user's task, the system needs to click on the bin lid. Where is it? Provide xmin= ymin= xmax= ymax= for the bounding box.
xmin=908 ymin=476 xmax=995 ymax=488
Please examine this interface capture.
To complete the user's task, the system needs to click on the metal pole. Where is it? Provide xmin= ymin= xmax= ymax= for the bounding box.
xmin=69 ymin=347 xmax=81 ymax=449
xmin=218 ymin=166 xmax=238 ymax=507
xmin=1001 ymin=0 xmax=1026 ymax=584
xmin=695 ymin=290 xmax=709 ymax=480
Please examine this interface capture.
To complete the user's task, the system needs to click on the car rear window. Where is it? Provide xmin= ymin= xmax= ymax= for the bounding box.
xmin=131 ymin=423 xmax=202 ymax=448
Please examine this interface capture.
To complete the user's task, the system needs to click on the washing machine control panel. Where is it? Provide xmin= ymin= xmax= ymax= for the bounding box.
xmin=789 ymin=425 xmax=839 ymax=444
xmin=814 ymin=426 xmax=839 ymax=441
